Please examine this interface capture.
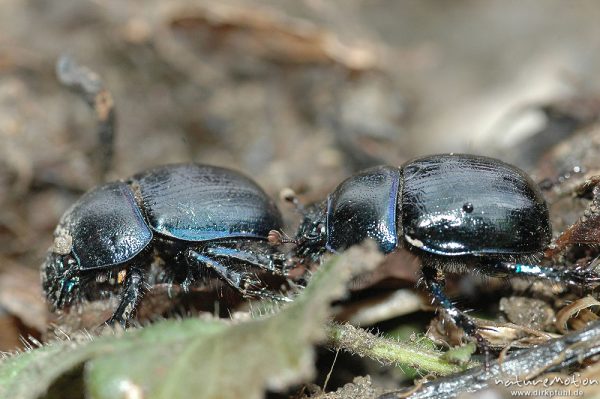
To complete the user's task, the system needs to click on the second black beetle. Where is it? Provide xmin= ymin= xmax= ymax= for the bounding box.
xmin=289 ymin=153 xmax=600 ymax=348
xmin=42 ymin=163 xmax=286 ymax=325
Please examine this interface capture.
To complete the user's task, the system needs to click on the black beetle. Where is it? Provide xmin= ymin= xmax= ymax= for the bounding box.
xmin=42 ymin=163 xmax=287 ymax=325
xmin=286 ymin=153 xmax=600 ymax=350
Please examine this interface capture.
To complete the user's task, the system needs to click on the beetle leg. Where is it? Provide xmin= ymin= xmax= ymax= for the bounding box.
xmin=106 ymin=268 xmax=144 ymax=327
xmin=56 ymin=271 xmax=80 ymax=309
xmin=180 ymin=264 xmax=195 ymax=294
xmin=422 ymin=264 xmax=491 ymax=367
xmin=487 ymin=261 xmax=600 ymax=287
xmin=187 ymin=250 xmax=289 ymax=301
xmin=205 ymin=245 xmax=286 ymax=275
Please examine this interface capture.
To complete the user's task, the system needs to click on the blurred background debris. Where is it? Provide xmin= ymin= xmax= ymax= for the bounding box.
xmin=3 ymin=0 xmax=600 ymax=397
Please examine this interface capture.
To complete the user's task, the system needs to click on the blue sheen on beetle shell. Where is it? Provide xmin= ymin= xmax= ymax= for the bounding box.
xmin=325 ymin=166 xmax=400 ymax=253
xmin=133 ymin=164 xmax=283 ymax=242
xmin=164 ymin=228 xmax=264 ymax=241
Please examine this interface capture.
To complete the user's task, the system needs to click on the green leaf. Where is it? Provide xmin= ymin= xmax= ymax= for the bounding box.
xmin=0 ymin=242 xmax=383 ymax=399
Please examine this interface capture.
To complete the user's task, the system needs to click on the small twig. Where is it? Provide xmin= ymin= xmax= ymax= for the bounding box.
xmin=56 ymin=54 xmax=116 ymax=181
xmin=377 ymin=320 xmax=600 ymax=399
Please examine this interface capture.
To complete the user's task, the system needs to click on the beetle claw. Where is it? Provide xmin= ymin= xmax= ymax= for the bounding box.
xmin=570 ymin=266 xmax=600 ymax=286
xmin=105 ymin=315 xmax=126 ymax=328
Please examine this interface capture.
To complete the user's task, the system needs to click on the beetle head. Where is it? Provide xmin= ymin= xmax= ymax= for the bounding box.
xmin=294 ymin=201 xmax=328 ymax=263
xmin=41 ymin=250 xmax=80 ymax=310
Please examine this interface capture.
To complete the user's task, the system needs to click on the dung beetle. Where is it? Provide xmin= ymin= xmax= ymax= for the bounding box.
xmin=285 ymin=153 xmax=600 ymax=351
xmin=42 ymin=163 xmax=287 ymax=325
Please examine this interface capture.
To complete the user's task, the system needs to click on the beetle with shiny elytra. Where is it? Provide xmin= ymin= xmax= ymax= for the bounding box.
xmin=42 ymin=163 xmax=288 ymax=326
xmin=284 ymin=153 xmax=600 ymax=350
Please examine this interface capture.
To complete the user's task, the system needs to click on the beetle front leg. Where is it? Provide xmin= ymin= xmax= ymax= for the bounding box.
xmin=422 ymin=264 xmax=490 ymax=365
xmin=55 ymin=268 xmax=80 ymax=309
xmin=106 ymin=268 xmax=144 ymax=327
